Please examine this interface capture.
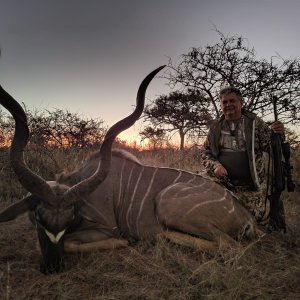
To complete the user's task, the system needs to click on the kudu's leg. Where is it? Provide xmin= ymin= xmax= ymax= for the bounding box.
xmin=157 ymin=231 xmax=219 ymax=253
xmin=155 ymin=182 xmax=254 ymax=252
xmin=64 ymin=230 xmax=128 ymax=253
xmin=65 ymin=239 xmax=128 ymax=253
xmin=158 ymin=230 xmax=239 ymax=254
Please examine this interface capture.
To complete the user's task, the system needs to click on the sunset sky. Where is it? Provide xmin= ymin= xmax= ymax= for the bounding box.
xmin=1 ymin=0 xmax=300 ymax=143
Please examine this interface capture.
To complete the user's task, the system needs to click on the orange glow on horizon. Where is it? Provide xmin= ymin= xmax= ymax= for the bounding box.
xmin=117 ymin=132 xmax=146 ymax=149
xmin=117 ymin=132 xmax=181 ymax=150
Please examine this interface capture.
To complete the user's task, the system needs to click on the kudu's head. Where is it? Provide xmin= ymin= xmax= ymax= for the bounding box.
xmin=0 ymin=66 xmax=165 ymax=273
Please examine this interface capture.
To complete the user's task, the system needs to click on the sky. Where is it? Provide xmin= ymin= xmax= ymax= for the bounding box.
xmin=1 ymin=0 xmax=300 ymax=143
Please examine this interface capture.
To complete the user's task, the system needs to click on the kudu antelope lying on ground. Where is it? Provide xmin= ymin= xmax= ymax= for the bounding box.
xmin=0 ymin=66 xmax=257 ymax=274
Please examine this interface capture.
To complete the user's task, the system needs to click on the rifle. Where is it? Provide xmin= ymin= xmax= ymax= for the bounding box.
xmin=268 ymin=96 xmax=295 ymax=233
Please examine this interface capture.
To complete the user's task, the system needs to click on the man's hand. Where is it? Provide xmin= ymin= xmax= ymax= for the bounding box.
xmin=214 ymin=164 xmax=228 ymax=178
xmin=270 ymin=121 xmax=285 ymax=136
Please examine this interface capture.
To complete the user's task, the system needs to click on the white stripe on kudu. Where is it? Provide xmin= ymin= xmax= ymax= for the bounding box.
xmin=135 ymin=167 xmax=158 ymax=236
xmin=184 ymin=189 xmax=228 ymax=217
xmin=173 ymin=170 xmax=182 ymax=184
xmin=126 ymin=166 xmax=145 ymax=232
xmin=117 ymin=159 xmax=127 ymax=208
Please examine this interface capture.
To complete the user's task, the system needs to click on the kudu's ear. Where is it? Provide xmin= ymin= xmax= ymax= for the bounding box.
xmin=0 ymin=195 xmax=38 ymax=222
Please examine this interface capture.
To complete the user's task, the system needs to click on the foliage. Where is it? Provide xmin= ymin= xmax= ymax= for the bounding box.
xmin=285 ymin=128 xmax=300 ymax=148
xmin=165 ymin=29 xmax=300 ymax=124
xmin=0 ymin=106 xmax=107 ymax=175
xmin=0 ymin=109 xmax=13 ymax=148
xmin=25 ymin=107 xmax=106 ymax=148
xmin=0 ymin=106 xmax=107 ymax=149
xmin=139 ymin=126 xmax=167 ymax=150
xmin=143 ymin=90 xmax=211 ymax=150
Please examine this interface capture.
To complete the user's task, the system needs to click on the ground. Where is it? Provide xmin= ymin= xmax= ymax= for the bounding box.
xmin=0 ymin=190 xmax=300 ymax=299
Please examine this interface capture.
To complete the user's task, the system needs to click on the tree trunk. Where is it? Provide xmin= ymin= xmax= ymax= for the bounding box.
xmin=179 ymin=130 xmax=185 ymax=151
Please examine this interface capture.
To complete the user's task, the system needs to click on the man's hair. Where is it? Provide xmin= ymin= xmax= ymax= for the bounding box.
xmin=219 ymin=87 xmax=243 ymax=101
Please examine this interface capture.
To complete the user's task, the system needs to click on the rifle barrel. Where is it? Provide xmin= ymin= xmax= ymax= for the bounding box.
xmin=272 ymin=95 xmax=278 ymax=121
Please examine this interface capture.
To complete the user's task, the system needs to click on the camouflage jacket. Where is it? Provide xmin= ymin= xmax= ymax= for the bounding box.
xmin=201 ymin=110 xmax=272 ymax=191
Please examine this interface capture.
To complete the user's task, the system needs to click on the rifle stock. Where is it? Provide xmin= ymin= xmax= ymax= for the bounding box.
xmin=268 ymin=95 xmax=295 ymax=232
xmin=268 ymin=130 xmax=286 ymax=232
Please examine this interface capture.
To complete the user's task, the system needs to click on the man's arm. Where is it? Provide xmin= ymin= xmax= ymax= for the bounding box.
xmin=201 ymin=134 xmax=226 ymax=178
xmin=256 ymin=116 xmax=285 ymax=152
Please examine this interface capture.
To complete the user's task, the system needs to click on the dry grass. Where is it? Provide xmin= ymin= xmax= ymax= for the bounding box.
xmin=0 ymin=147 xmax=300 ymax=299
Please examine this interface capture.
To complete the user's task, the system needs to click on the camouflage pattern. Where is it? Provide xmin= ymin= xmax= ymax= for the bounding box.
xmin=201 ymin=109 xmax=272 ymax=222
xmin=231 ymin=184 xmax=268 ymax=224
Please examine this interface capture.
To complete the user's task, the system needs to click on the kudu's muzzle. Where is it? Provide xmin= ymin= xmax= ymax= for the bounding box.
xmin=37 ymin=226 xmax=65 ymax=274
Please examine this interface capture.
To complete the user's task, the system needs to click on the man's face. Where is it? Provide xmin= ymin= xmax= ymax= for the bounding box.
xmin=220 ymin=92 xmax=243 ymax=120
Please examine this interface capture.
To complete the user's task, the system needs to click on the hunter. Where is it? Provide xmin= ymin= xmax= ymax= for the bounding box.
xmin=202 ymin=87 xmax=285 ymax=223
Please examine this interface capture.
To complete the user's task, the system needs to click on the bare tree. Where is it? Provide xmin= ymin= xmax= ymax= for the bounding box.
xmin=143 ymin=90 xmax=211 ymax=150
xmin=165 ymin=29 xmax=300 ymax=124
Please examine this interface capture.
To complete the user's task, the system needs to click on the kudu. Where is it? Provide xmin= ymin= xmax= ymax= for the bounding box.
xmin=0 ymin=66 xmax=257 ymax=274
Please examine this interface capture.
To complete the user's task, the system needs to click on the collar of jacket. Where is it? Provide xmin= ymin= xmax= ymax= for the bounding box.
xmin=208 ymin=108 xmax=257 ymax=149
